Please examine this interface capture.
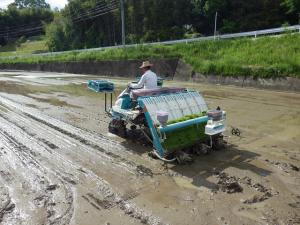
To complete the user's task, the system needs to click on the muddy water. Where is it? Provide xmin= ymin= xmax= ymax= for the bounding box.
xmin=0 ymin=71 xmax=299 ymax=225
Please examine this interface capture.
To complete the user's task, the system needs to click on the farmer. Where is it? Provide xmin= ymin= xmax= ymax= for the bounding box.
xmin=129 ymin=61 xmax=158 ymax=90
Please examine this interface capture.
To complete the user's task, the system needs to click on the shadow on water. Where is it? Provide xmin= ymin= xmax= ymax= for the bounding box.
xmin=120 ymin=138 xmax=272 ymax=191
xmin=119 ymin=138 xmax=152 ymax=155
xmin=169 ymin=144 xmax=272 ymax=191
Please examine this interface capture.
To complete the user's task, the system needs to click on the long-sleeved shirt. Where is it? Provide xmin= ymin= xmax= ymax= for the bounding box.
xmin=130 ymin=70 xmax=158 ymax=89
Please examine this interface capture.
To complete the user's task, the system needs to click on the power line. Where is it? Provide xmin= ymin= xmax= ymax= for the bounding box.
xmin=73 ymin=7 xmax=118 ymax=22
xmin=72 ymin=6 xmax=119 ymax=23
xmin=0 ymin=27 xmax=44 ymax=39
xmin=0 ymin=22 xmax=43 ymax=34
xmin=0 ymin=6 xmax=118 ymax=38
xmin=0 ymin=26 xmax=43 ymax=36
xmin=68 ymin=0 xmax=117 ymax=19
xmin=72 ymin=1 xmax=118 ymax=22
xmin=0 ymin=0 xmax=117 ymax=36
xmin=0 ymin=0 xmax=120 ymax=39
xmin=0 ymin=27 xmax=44 ymax=38
xmin=74 ymin=7 xmax=118 ymax=23
xmin=0 ymin=9 xmax=116 ymax=37
xmin=79 ymin=0 xmax=118 ymax=14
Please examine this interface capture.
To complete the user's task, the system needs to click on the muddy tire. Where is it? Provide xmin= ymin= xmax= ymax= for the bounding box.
xmin=175 ymin=151 xmax=194 ymax=165
xmin=202 ymin=143 xmax=211 ymax=154
xmin=108 ymin=120 xmax=127 ymax=138
xmin=212 ymin=136 xmax=226 ymax=151
xmin=148 ymin=151 xmax=159 ymax=159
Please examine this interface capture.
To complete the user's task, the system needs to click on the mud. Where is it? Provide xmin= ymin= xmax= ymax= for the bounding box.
xmin=2 ymin=58 xmax=300 ymax=91
xmin=0 ymin=188 xmax=15 ymax=223
xmin=0 ymin=71 xmax=299 ymax=225
xmin=215 ymin=172 xmax=243 ymax=194
xmin=265 ymin=159 xmax=299 ymax=173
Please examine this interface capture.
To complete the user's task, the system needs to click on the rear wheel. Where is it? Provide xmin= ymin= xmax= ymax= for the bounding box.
xmin=212 ymin=135 xmax=226 ymax=151
xmin=175 ymin=151 xmax=194 ymax=164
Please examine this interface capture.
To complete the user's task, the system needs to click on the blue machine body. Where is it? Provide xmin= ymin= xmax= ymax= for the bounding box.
xmin=120 ymin=94 xmax=131 ymax=109
xmin=117 ymin=90 xmax=211 ymax=157
xmin=88 ymin=79 xmax=226 ymax=159
xmin=88 ymin=80 xmax=114 ymax=93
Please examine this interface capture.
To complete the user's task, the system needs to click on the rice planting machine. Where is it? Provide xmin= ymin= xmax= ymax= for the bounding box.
xmin=88 ymin=79 xmax=227 ymax=163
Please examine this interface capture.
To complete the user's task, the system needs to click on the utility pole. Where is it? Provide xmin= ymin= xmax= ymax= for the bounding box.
xmin=6 ymin=27 xmax=9 ymax=43
xmin=214 ymin=11 xmax=218 ymax=40
xmin=120 ymin=0 xmax=125 ymax=46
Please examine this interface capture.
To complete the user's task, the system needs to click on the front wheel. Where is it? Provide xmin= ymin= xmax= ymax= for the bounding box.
xmin=108 ymin=119 xmax=127 ymax=138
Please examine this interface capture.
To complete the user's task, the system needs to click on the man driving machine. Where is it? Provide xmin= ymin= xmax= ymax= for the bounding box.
xmin=129 ymin=61 xmax=158 ymax=90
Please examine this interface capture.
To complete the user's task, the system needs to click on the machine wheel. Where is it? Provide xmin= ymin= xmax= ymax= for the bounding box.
xmin=108 ymin=119 xmax=127 ymax=138
xmin=108 ymin=122 xmax=117 ymax=134
xmin=231 ymin=128 xmax=241 ymax=137
xmin=148 ymin=151 xmax=158 ymax=159
xmin=130 ymin=125 xmax=137 ymax=130
xmin=175 ymin=151 xmax=194 ymax=165
xmin=200 ymin=143 xmax=211 ymax=154
xmin=212 ymin=135 xmax=226 ymax=151
xmin=192 ymin=143 xmax=210 ymax=155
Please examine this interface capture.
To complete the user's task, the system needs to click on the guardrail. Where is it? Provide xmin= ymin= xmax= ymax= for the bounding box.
xmin=1 ymin=25 xmax=300 ymax=59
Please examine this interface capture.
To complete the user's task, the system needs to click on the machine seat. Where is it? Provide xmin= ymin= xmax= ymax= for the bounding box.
xmin=131 ymin=87 xmax=186 ymax=100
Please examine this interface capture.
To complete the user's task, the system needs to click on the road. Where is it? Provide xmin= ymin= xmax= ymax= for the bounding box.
xmin=0 ymin=71 xmax=299 ymax=225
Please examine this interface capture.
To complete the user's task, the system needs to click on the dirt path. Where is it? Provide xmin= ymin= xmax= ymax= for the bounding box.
xmin=0 ymin=71 xmax=299 ymax=225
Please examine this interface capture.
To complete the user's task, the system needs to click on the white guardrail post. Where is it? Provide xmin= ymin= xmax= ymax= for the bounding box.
xmin=0 ymin=25 xmax=299 ymax=59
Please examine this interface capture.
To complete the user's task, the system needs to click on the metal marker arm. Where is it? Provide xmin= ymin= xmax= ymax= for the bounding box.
xmin=104 ymin=92 xmax=113 ymax=113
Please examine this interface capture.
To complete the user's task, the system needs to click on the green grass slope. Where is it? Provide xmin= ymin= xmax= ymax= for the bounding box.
xmin=174 ymin=34 xmax=300 ymax=78
xmin=0 ymin=36 xmax=48 ymax=57
xmin=0 ymin=34 xmax=299 ymax=78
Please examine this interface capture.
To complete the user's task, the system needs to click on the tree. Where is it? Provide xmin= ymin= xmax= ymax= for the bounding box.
xmin=0 ymin=2 xmax=53 ymax=41
xmin=45 ymin=15 xmax=71 ymax=51
xmin=281 ymin=0 xmax=300 ymax=14
xmin=42 ymin=0 xmax=300 ymax=51
xmin=14 ymin=0 xmax=50 ymax=9
xmin=281 ymin=0 xmax=300 ymax=24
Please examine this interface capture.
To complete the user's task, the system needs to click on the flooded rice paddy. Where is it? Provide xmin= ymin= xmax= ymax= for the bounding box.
xmin=0 ymin=71 xmax=299 ymax=225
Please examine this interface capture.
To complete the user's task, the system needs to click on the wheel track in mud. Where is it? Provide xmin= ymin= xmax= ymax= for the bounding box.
xmin=0 ymin=94 xmax=158 ymax=176
xmin=0 ymin=108 xmax=125 ymax=175
xmin=0 ymin=111 xmax=120 ymax=198
xmin=0 ymin=136 xmax=50 ymax=224
xmin=0 ymin=111 xmax=164 ymax=225
xmin=0 ymin=95 xmax=166 ymax=225
xmin=0 ymin=186 xmax=14 ymax=224
xmin=0 ymin=129 xmax=74 ymax=225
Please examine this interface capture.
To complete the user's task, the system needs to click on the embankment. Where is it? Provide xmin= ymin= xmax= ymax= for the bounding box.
xmin=0 ymin=59 xmax=179 ymax=79
xmin=173 ymin=60 xmax=300 ymax=92
xmin=0 ymin=59 xmax=299 ymax=92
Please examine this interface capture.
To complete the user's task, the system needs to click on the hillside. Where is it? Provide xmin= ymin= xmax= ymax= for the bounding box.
xmin=0 ymin=34 xmax=299 ymax=78
xmin=0 ymin=36 xmax=48 ymax=57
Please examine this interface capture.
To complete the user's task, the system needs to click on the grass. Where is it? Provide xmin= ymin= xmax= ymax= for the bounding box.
xmin=17 ymin=40 xmax=48 ymax=53
xmin=162 ymin=123 xmax=207 ymax=152
xmin=160 ymin=112 xmax=208 ymax=152
xmin=167 ymin=113 xmax=206 ymax=125
xmin=0 ymin=36 xmax=48 ymax=57
xmin=174 ymin=34 xmax=300 ymax=78
xmin=0 ymin=34 xmax=299 ymax=78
